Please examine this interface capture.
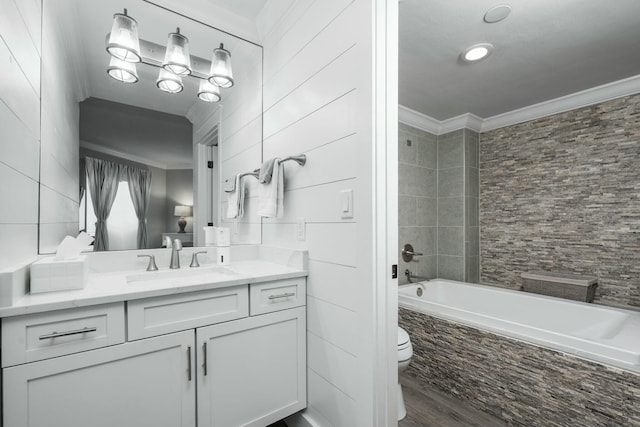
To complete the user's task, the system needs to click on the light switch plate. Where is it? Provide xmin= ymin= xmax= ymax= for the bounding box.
xmin=340 ymin=189 xmax=354 ymax=219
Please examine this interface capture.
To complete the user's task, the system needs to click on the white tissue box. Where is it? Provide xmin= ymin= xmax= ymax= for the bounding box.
xmin=30 ymin=256 xmax=88 ymax=293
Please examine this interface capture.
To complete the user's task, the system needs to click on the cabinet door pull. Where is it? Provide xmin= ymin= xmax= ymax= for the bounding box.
xmin=202 ymin=342 xmax=208 ymax=376
xmin=268 ymin=292 xmax=295 ymax=300
xmin=187 ymin=346 xmax=192 ymax=381
xmin=39 ymin=327 xmax=97 ymax=340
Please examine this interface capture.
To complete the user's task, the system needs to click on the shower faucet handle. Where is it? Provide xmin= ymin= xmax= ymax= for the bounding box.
xmin=402 ymin=243 xmax=423 ymax=262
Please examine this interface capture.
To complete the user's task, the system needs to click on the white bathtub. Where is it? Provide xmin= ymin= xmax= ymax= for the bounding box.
xmin=399 ymin=279 xmax=640 ymax=374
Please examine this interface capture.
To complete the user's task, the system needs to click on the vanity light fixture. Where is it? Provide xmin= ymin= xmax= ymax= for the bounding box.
xmin=461 ymin=43 xmax=494 ymax=62
xmin=157 ymin=69 xmax=184 ymax=93
xmin=106 ymin=9 xmax=141 ymax=63
xmin=197 ymin=79 xmax=222 ymax=102
xmin=209 ymin=43 xmax=234 ymax=88
xmin=105 ymin=10 xmax=233 ymax=102
xmin=107 ymin=57 xmax=138 ymax=83
xmin=162 ymin=28 xmax=192 ymax=76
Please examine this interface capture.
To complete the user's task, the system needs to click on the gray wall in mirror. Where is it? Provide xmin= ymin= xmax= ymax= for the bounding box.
xmin=39 ymin=0 xmax=263 ymax=253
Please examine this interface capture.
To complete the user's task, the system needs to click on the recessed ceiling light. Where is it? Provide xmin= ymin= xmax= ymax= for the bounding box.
xmin=484 ymin=5 xmax=511 ymax=23
xmin=461 ymin=43 xmax=494 ymax=62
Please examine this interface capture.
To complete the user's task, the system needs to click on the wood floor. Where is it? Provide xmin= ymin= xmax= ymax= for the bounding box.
xmin=268 ymin=373 xmax=508 ymax=427
xmin=399 ymin=373 xmax=510 ymax=427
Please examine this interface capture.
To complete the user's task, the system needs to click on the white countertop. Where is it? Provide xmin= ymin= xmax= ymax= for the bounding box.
xmin=0 ymin=250 xmax=308 ymax=318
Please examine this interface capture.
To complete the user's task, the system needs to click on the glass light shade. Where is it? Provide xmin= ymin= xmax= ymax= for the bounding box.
xmin=162 ymin=28 xmax=192 ymax=76
xmin=197 ymin=79 xmax=221 ymax=102
xmin=174 ymin=205 xmax=192 ymax=217
xmin=208 ymin=43 xmax=234 ymax=88
xmin=107 ymin=57 xmax=138 ymax=83
xmin=157 ymin=69 xmax=183 ymax=94
xmin=106 ymin=10 xmax=141 ymax=63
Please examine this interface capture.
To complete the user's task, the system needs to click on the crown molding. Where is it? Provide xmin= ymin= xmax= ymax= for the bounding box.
xmin=398 ymin=105 xmax=440 ymax=134
xmin=399 ymin=74 xmax=640 ymax=135
xmin=481 ymin=74 xmax=640 ymax=132
xmin=80 ymin=141 xmax=192 ymax=170
xmin=440 ymin=113 xmax=483 ymax=133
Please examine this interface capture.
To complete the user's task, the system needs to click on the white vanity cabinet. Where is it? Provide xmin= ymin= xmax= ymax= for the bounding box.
xmin=1 ymin=277 xmax=306 ymax=427
xmin=198 ymin=307 xmax=306 ymax=427
xmin=3 ymin=330 xmax=196 ymax=427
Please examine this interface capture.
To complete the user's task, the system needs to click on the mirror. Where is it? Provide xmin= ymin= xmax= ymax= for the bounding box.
xmin=39 ymin=0 xmax=262 ymax=253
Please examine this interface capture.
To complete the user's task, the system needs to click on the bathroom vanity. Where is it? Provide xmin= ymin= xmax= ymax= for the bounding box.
xmin=0 ymin=247 xmax=307 ymax=427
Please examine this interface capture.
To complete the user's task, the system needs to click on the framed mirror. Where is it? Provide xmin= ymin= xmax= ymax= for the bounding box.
xmin=39 ymin=0 xmax=262 ymax=253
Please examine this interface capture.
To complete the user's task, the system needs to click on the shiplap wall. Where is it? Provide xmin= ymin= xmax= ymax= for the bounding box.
xmin=38 ymin=3 xmax=82 ymax=253
xmin=257 ymin=0 xmax=379 ymax=425
xmin=0 ymin=0 xmax=41 ymax=268
xmin=217 ymin=41 xmax=263 ymax=244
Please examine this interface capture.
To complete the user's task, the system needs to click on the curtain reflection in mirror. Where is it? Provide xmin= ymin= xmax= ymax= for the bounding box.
xmin=84 ymin=157 xmax=151 ymax=251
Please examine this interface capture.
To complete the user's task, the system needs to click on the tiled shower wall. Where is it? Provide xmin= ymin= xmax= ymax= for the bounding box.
xmin=398 ymin=124 xmax=479 ymax=283
xmin=480 ymin=93 xmax=640 ymax=308
xmin=437 ymin=129 xmax=479 ymax=282
xmin=398 ymin=123 xmax=437 ymax=284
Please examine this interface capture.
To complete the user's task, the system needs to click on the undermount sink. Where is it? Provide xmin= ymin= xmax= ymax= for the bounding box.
xmin=126 ymin=266 xmax=238 ymax=284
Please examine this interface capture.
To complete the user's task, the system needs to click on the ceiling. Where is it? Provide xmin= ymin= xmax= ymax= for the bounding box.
xmin=398 ymin=0 xmax=640 ymax=121
xmin=205 ymin=0 xmax=265 ymax=19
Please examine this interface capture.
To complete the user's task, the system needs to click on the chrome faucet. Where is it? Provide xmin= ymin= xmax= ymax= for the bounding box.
xmin=170 ymin=238 xmax=183 ymax=269
xmin=405 ymin=269 xmax=430 ymax=283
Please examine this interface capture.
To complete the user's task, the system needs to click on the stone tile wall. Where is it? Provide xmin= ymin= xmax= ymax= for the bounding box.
xmin=399 ymin=307 xmax=640 ymax=427
xmin=399 ymin=124 xmax=480 ymax=283
xmin=479 ymin=94 xmax=640 ymax=308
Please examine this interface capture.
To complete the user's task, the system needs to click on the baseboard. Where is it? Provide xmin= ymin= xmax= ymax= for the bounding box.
xmin=284 ymin=407 xmax=328 ymax=427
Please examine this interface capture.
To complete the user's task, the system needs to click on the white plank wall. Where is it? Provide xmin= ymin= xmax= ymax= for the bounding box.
xmin=258 ymin=0 xmax=378 ymax=425
xmin=0 ymin=0 xmax=41 ymax=268
xmin=38 ymin=2 xmax=81 ymax=253
xmin=217 ymin=41 xmax=263 ymax=244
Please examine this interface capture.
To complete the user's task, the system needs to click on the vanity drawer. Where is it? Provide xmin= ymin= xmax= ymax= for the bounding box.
xmin=127 ymin=285 xmax=249 ymax=340
xmin=250 ymin=278 xmax=306 ymax=316
xmin=1 ymin=303 xmax=125 ymax=367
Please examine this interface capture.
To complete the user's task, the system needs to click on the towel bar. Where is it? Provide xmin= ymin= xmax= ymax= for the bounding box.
xmin=239 ymin=169 xmax=260 ymax=179
xmin=280 ymin=154 xmax=306 ymax=166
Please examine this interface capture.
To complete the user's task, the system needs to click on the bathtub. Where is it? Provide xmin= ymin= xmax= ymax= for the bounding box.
xmin=399 ymin=279 xmax=640 ymax=374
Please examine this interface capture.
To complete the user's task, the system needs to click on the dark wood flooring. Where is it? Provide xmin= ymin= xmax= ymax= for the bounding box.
xmin=399 ymin=373 xmax=510 ymax=427
xmin=267 ymin=373 xmax=508 ymax=427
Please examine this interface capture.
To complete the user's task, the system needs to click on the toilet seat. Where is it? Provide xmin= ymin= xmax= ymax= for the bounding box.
xmin=397 ymin=327 xmax=412 ymax=421
xmin=397 ymin=327 xmax=413 ymax=362
xmin=397 ymin=327 xmax=410 ymax=347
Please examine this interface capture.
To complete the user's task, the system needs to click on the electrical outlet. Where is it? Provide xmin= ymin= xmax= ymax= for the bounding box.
xmin=296 ymin=217 xmax=306 ymax=241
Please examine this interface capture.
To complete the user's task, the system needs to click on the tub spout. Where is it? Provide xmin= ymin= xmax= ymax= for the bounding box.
xmin=405 ymin=269 xmax=429 ymax=283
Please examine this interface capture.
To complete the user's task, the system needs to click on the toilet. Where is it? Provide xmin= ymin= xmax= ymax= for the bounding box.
xmin=397 ymin=326 xmax=413 ymax=420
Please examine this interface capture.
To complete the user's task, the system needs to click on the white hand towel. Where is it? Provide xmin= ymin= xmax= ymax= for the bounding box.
xmin=226 ymin=174 xmax=246 ymax=219
xmin=258 ymin=159 xmax=284 ymax=218
xmin=258 ymin=158 xmax=278 ymax=184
